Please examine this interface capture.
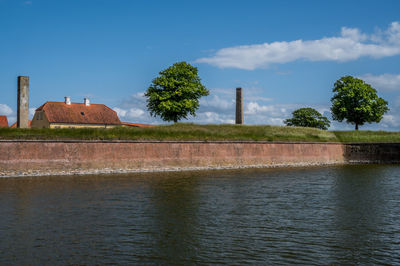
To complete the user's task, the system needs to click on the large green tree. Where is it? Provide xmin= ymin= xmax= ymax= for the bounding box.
xmin=284 ymin=107 xmax=330 ymax=130
xmin=145 ymin=62 xmax=209 ymax=123
xmin=331 ymin=76 xmax=389 ymax=130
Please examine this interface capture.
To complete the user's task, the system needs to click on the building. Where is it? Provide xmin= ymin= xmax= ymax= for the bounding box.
xmin=121 ymin=122 xmax=154 ymax=128
xmin=10 ymin=120 xmax=31 ymax=128
xmin=0 ymin=116 xmax=8 ymax=127
xmin=31 ymin=97 xmax=122 ymax=129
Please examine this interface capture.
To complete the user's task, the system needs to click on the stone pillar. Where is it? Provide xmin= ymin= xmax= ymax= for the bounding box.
xmin=235 ymin=87 xmax=243 ymax=124
xmin=17 ymin=76 xmax=29 ymax=128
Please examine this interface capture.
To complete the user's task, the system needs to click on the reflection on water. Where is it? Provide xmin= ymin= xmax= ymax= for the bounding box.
xmin=1 ymin=165 xmax=400 ymax=264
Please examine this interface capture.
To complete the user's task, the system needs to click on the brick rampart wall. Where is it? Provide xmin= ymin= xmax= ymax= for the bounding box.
xmin=0 ymin=141 xmax=399 ymax=176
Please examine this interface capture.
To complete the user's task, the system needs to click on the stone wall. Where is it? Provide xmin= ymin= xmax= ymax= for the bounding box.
xmin=0 ymin=140 xmax=399 ymax=177
xmin=344 ymin=143 xmax=400 ymax=163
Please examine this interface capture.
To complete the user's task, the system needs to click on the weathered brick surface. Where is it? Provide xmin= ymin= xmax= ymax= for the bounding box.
xmin=343 ymin=143 xmax=400 ymax=163
xmin=1 ymin=141 xmax=398 ymax=176
xmin=0 ymin=141 xmax=346 ymax=172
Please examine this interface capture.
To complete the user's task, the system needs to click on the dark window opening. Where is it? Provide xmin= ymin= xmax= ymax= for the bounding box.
xmin=81 ymin=112 xmax=85 ymax=115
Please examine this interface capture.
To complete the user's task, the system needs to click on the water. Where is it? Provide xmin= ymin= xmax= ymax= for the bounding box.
xmin=1 ymin=165 xmax=400 ymax=265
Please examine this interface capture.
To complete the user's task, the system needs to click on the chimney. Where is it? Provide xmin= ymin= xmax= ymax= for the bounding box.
xmin=17 ymin=76 xmax=29 ymax=128
xmin=84 ymin=98 xmax=90 ymax=106
xmin=65 ymin=96 xmax=71 ymax=105
xmin=235 ymin=87 xmax=243 ymax=124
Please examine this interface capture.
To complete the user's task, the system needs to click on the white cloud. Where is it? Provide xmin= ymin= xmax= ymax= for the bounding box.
xmin=340 ymin=27 xmax=367 ymax=42
xmin=245 ymin=102 xmax=293 ymax=117
xmin=113 ymin=89 xmax=400 ymax=130
xmin=193 ymin=111 xmax=235 ymax=124
xmin=244 ymin=102 xmax=301 ymax=125
xmin=199 ymin=94 xmax=234 ymax=113
xmin=0 ymin=104 xmax=13 ymax=116
xmin=196 ymin=22 xmax=400 ymax=70
xmin=124 ymin=108 xmax=145 ymax=118
xmin=114 ymin=106 xmax=147 ymax=120
xmin=395 ymin=96 xmax=400 ymax=107
xmin=113 ymin=89 xmax=331 ymax=126
xmin=113 ymin=92 xmax=163 ymax=124
xmin=359 ymin=73 xmax=400 ymax=91
xmin=387 ymin=21 xmax=400 ymax=44
xmin=195 ymin=89 xmax=289 ymax=124
xmin=247 ymin=96 xmax=273 ymax=102
xmin=113 ymin=107 xmax=127 ymax=117
xmin=0 ymin=105 xmax=36 ymax=124
xmin=198 ymin=95 xmax=303 ymax=125
xmin=29 ymin=108 xmax=36 ymax=119
xmin=246 ymin=102 xmax=272 ymax=115
xmin=381 ymin=114 xmax=400 ymax=128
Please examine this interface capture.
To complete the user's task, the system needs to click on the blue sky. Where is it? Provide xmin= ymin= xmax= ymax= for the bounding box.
xmin=1 ymin=0 xmax=400 ymax=130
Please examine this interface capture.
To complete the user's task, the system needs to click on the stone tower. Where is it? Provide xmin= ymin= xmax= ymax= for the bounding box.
xmin=235 ymin=87 xmax=243 ymax=124
xmin=17 ymin=76 xmax=29 ymax=128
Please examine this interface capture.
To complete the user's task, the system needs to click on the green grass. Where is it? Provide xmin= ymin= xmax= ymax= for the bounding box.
xmin=0 ymin=123 xmax=399 ymax=143
xmin=333 ymin=130 xmax=400 ymax=143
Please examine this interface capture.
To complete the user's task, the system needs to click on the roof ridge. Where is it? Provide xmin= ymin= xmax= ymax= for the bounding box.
xmin=36 ymin=101 xmax=122 ymax=125
xmin=45 ymin=101 xmax=105 ymax=105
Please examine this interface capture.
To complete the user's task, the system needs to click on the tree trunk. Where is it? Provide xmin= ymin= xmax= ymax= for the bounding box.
xmin=355 ymin=123 xmax=359 ymax=130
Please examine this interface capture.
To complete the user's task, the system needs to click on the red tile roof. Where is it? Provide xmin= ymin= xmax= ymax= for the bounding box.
xmin=0 ymin=116 xmax=8 ymax=127
xmin=36 ymin=102 xmax=121 ymax=125
xmin=10 ymin=120 xmax=32 ymax=128
xmin=122 ymin=122 xmax=154 ymax=127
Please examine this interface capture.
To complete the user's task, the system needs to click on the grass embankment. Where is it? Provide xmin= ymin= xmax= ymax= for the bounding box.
xmin=0 ymin=123 xmax=399 ymax=143
xmin=333 ymin=130 xmax=400 ymax=143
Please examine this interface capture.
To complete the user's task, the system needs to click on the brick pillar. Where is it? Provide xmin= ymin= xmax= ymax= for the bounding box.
xmin=17 ymin=76 xmax=29 ymax=128
xmin=235 ymin=87 xmax=243 ymax=124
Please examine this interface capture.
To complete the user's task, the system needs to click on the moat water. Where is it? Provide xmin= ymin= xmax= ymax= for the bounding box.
xmin=1 ymin=165 xmax=400 ymax=264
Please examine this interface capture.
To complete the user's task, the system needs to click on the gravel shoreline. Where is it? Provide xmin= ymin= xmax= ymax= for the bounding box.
xmin=0 ymin=161 xmax=355 ymax=178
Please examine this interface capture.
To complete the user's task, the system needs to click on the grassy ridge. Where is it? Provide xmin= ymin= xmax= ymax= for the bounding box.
xmin=0 ymin=123 xmax=399 ymax=143
xmin=333 ymin=130 xmax=400 ymax=143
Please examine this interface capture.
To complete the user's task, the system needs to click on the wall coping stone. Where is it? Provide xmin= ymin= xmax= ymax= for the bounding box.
xmin=0 ymin=139 xmax=400 ymax=145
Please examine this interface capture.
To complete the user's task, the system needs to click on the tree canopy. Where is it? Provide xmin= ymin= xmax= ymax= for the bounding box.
xmin=145 ymin=62 xmax=209 ymax=123
xmin=284 ymin=107 xmax=330 ymax=130
xmin=331 ymin=76 xmax=389 ymax=130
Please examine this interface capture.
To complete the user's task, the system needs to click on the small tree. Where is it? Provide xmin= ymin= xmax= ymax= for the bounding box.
xmin=145 ymin=62 xmax=209 ymax=123
xmin=284 ymin=107 xmax=330 ymax=130
xmin=331 ymin=76 xmax=389 ymax=130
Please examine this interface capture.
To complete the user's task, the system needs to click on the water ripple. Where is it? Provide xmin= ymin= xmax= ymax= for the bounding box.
xmin=1 ymin=165 xmax=400 ymax=264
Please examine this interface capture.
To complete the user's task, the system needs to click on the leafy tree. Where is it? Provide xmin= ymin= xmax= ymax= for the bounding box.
xmin=145 ymin=62 xmax=209 ymax=123
xmin=284 ymin=107 xmax=330 ymax=130
xmin=331 ymin=76 xmax=389 ymax=130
